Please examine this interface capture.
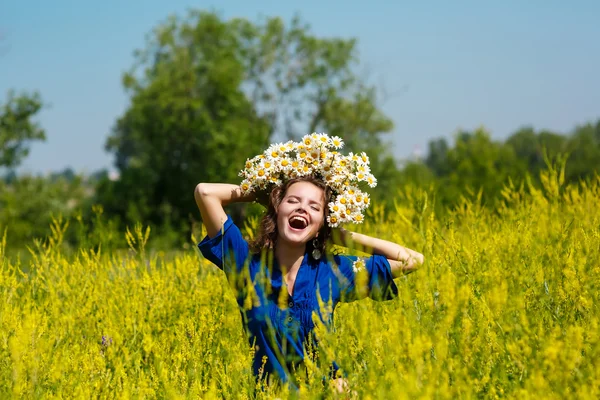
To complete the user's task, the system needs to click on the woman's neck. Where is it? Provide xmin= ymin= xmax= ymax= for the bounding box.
xmin=274 ymin=241 xmax=305 ymax=272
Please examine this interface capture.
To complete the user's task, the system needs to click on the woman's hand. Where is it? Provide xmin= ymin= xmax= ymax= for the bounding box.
xmin=253 ymin=188 xmax=270 ymax=208
xmin=331 ymin=378 xmax=356 ymax=398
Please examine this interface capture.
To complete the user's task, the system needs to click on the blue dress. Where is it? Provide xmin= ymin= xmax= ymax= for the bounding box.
xmin=198 ymin=215 xmax=398 ymax=388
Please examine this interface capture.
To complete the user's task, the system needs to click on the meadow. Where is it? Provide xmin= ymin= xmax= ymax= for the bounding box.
xmin=1 ymin=164 xmax=599 ymax=399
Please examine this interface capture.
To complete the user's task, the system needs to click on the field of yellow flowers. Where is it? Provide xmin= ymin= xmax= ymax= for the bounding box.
xmin=1 ymin=164 xmax=599 ymax=399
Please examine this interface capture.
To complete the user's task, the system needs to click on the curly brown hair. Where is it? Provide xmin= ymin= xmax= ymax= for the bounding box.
xmin=248 ymin=176 xmax=333 ymax=255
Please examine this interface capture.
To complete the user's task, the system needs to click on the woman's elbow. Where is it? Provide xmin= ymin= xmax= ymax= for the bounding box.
xmin=194 ymin=183 xmax=211 ymax=204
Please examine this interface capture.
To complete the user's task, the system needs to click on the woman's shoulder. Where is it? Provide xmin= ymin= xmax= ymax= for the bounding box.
xmin=197 ymin=214 xmax=251 ymax=266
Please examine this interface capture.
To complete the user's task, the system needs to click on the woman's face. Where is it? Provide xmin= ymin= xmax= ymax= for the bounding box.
xmin=276 ymin=181 xmax=326 ymax=247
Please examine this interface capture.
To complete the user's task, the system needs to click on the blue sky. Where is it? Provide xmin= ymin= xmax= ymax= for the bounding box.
xmin=2 ymin=0 xmax=599 ymax=175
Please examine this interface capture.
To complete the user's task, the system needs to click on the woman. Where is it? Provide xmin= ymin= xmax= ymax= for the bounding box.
xmin=194 ymin=174 xmax=424 ymax=392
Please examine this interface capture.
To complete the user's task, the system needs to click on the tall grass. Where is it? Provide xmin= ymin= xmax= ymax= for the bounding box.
xmin=1 ymin=163 xmax=599 ymax=398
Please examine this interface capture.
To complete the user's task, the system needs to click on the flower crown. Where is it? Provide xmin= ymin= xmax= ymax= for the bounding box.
xmin=238 ymin=133 xmax=377 ymax=227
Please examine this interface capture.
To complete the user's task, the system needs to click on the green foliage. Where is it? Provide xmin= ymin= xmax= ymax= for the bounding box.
xmin=505 ymin=126 xmax=567 ymax=175
xmin=0 ymin=174 xmax=87 ymax=251
xmin=563 ymin=120 xmax=600 ymax=183
xmin=102 ymin=10 xmax=396 ymax=233
xmin=0 ymin=90 xmax=45 ymax=169
xmin=415 ymin=120 xmax=600 ymax=214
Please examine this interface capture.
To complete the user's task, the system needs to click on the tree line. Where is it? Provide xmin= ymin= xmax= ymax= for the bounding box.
xmin=1 ymin=10 xmax=599 ymax=250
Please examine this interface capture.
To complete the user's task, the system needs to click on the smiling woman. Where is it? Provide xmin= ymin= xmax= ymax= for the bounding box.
xmin=193 ymin=135 xmax=424 ymax=395
xmin=249 ymin=177 xmax=333 ymax=265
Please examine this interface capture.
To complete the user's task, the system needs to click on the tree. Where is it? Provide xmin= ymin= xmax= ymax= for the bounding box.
xmin=103 ymin=10 xmax=397 ymax=231
xmin=0 ymin=174 xmax=88 ymax=249
xmin=434 ymin=127 xmax=523 ymax=208
xmin=425 ymin=138 xmax=450 ymax=176
xmin=506 ymin=126 xmax=567 ymax=180
xmin=0 ymin=90 xmax=45 ymax=170
xmin=506 ymin=127 xmax=539 ymax=168
xmin=564 ymin=120 xmax=600 ymax=183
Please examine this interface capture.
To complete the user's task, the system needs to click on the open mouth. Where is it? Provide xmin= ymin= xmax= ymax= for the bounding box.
xmin=288 ymin=216 xmax=308 ymax=230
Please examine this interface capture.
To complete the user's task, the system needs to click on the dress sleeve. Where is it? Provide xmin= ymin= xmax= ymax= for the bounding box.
xmin=197 ymin=215 xmax=250 ymax=282
xmin=333 ymin=254 xmax=398 ymax=302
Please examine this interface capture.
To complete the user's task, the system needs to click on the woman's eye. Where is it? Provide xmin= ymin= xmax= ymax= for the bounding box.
xmin=311 ymin=207 xmax=320 ymax=212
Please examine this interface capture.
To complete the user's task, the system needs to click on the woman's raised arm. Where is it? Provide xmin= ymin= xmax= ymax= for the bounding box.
xmin=331 ymin=228 xmax=424 ymax=277
xmin=194 ymin=183 xmax=256 ymax=238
